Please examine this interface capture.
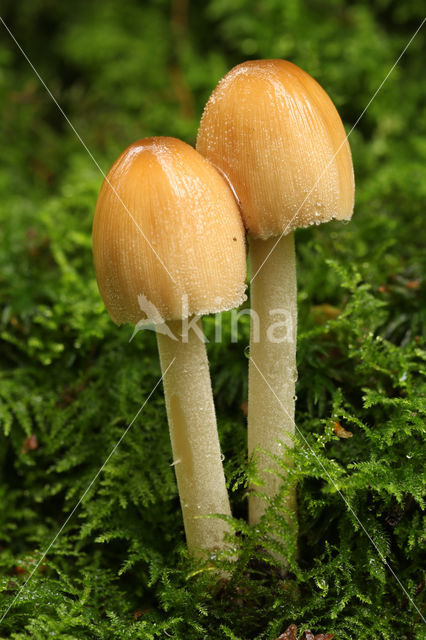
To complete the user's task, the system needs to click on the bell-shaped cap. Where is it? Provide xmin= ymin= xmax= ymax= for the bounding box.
xmin=93 ymin=137 xmax=247 ymax=325
xmin=197 ymin=59 xmax=354 ymax=240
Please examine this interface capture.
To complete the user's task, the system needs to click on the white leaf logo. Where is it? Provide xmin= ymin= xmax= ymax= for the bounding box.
xmin=129 ymin=294 xmax=177 ymax=342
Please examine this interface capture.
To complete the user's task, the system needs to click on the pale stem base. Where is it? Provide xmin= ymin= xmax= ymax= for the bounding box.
xmin=248 ymin=233 xmax=298 ymax=527
xmin=156 ymin=318 xmax=232 ymax=555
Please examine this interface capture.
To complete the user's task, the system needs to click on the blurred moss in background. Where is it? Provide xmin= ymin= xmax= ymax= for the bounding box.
xmin=0 ymin=1 xmax=425 ymax=639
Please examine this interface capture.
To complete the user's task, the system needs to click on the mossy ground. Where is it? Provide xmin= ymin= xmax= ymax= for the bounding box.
xmin=0 ymin=1 xmax=425 ymax=638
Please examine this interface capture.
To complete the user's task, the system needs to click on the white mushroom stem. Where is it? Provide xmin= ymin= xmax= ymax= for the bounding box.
xmin=156 ymin=318 xmax=232 ymax=555
xmin=248 ymin=233 xmax=298 ymax=526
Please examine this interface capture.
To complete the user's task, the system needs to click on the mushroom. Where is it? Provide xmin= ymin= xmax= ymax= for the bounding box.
xmin=197 ymin=60 xmax=354 ymax=526
xmin=92 ymin=137 xmax=247 ymax=554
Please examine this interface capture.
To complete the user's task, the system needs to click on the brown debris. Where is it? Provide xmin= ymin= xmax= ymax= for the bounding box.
xmin=405 ymin=279 xmax=420 ymax=290
xmin=14 ymin=565 xmax=28 ymax=575
xmin=276 ymin=624 xmax=298 ymax=640
xmin=333 ymin=421 xmax=353 ymax=439
xmin=21 ymin=434 xmax=38 ymax=454
xmin=9 ymin=315 xmax=27 ymax=334
xmin=133 ymin=609 xmax=151 ymax=621
xmin=377 ymin=285 xmax=390 ymax=293
xmin=275 ymin=627 xmax=334 ymax=640
xmin=56 ymin=380 xmax=87 ymax=407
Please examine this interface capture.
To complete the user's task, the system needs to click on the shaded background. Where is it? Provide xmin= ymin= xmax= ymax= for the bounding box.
xmin=0 ymin=1 xmax=425 ymax=639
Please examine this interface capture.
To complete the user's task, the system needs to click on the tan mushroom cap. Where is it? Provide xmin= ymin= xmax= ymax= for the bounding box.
xmin=196 ymin=59 xmax=355 ymax=240
xmin=92 ymin=137 xmax=247 ymax=325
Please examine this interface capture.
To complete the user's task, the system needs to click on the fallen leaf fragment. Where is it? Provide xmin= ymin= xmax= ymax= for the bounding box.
xmin=405 ymin=279 xmax=420 ymax=290
xmin=333 ymin=422 xmax=353 ymax=439
xmin=275 ymin=626 xmax=334 ymax=640
xmin=22 ymin=434 xmax=38 ymax=454
xmin=276 ymin=624 xmax=298 ymax=640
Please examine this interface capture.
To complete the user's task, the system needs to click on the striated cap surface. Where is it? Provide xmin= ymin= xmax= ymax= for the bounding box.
xmin=93 ymin=137 xmax=247 ymax=325
xmin=197 ymin=59 xmax=354 ymax=239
